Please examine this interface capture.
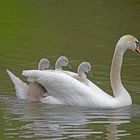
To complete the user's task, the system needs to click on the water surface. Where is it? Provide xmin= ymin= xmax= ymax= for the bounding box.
xmin=1 ymin=95 xmax=140 ymax=140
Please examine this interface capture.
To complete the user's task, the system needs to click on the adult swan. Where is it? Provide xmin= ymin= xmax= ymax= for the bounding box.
xmin=22 ymin=35 xmax=140 ymax=108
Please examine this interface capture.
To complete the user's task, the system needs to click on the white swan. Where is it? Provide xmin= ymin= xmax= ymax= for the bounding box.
xmin=7 ymin=58 xmax=50 ymax=102
xmin=22 ymin=35 xmax=140 ymax=108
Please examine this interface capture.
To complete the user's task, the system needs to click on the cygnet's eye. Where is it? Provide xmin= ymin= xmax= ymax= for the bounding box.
xmin=87 ymin=66 xmax=90 ymax=70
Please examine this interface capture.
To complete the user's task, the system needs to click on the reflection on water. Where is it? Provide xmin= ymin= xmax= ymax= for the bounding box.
xmin=1 ymin=95 xmax=140 ymax=140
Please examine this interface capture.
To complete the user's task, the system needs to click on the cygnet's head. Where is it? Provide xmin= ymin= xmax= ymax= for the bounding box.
xmin=78 ymin=62 xmax=92 ymax=76
xmin=38 ymin=58 xmax=51 ymax=70
xmin=116 ymin=35 xmax=140 ymax=54
xmin=55 ymin=56 xmax=71 ymax=69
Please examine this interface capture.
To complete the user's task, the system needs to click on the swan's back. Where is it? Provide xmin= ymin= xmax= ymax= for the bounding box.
xmin=62 ymin=70 xmax=111 ymax=98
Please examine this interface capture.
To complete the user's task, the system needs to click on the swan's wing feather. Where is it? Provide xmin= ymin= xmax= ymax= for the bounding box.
xmin=63 ymin=70 xmax=77 ymax=77
xmin=22 ymin=70 xmax=117 ymax=107
xmin=7 ymin=69 xmax=28 ymax=99
xmin=27 ymin=77 xmax=36 ymax=82
xmin=40 ymin=96 xmax=63 ymax=104
xmin=22 ymin=70 xmax=43 ymax=79
xmin=22 ymin=70 xmax=95 ymax=106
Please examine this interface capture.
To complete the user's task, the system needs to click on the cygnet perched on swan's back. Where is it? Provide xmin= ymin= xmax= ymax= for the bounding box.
xmin=64 ymin=62 xmax=92 ymax=85
xmin=75 ymin=62 xmax=92 ymax=85
xmin=55 ymin=56 xmax=71 ymax=70
xmin=38 ymin=58 xmax=51 ymax=70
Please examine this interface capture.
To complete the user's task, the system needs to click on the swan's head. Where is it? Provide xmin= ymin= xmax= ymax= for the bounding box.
xmin=78 ymin=62 xmax=92 ymax=76
xmin=56 ymin=56 xmax=71 ymax=69
xmin=117 ymin=35 xmax=140 ymax=54
xmin=38 ymin=58 xmax=51 ymax=70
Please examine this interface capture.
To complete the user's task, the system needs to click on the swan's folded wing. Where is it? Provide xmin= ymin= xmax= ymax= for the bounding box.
xmin=22 ymin=70 xmax=43 ymax=79
xmin=22 ymin=70 xmax=96 ymax=106
xmin=63 ymin=70 xmax=77 ymax=77
xmin=40 ymin=96 xmax=63 ymax=104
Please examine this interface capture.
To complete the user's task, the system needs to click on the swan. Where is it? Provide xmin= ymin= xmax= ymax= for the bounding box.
xmin=7 ymin=58 xmax=50 ymax=102
xmin=22 ymin=35 xmax=140 ymax=108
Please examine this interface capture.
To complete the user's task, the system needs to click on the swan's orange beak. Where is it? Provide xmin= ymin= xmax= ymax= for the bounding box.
xmin=136 ymin=46 xmax=140 ymax=54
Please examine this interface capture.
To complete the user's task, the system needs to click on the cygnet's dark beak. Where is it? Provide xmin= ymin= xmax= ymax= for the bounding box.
xmin=67 ymin=63 xmax=72 ymax=69
xmin=85 ymin=70 xmax=93 ymax=77
xmin=48 ymin=65 xmax=53 ymax=70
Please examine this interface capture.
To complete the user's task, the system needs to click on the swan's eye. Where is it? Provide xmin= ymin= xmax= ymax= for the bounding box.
xmin=135 ymin=41 xmax=139 ymax=47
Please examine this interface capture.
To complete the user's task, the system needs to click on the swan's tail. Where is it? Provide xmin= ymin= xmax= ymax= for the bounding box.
xmin=7 ymin=69 xmax=28 ymax=100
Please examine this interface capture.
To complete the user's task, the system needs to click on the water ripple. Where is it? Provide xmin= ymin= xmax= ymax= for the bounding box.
xmin=1 ymin=95 xmax=140 ymax=139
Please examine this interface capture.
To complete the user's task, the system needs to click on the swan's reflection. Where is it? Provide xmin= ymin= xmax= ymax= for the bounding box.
xmin=105 ymin=110 xmax=131 ymax=140
xmin=1 ymin=96 xmax=135 ymax=140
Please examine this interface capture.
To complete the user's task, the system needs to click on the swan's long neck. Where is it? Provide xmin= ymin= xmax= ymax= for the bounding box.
xmin=110 ymin=45 xmax=132 ymax=104
xmin=110 ymin=47 xmax=123 ymax=96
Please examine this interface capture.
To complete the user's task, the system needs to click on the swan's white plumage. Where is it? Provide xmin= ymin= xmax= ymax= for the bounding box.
xmin=22 ymin=35 xmax=140 ymax=108
xmin=40 ymin=96 xmax=63 ymax=104
xmin=22 ymin=70 xmax=118 ymax=108
xmin=62 ymin=70 xmax=111 ymax=98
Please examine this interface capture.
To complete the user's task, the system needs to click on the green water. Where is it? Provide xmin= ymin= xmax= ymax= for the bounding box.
xmin=0 ymin=0 xmax=140 ymax=139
